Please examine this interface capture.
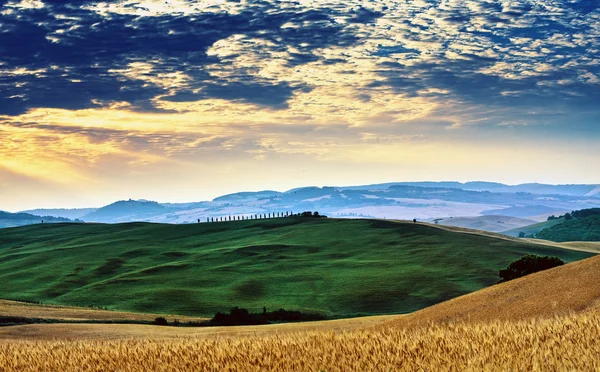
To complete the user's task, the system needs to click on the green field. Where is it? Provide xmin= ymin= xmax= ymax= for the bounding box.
xmin=0 ymin=218 xmax=593 ymax=317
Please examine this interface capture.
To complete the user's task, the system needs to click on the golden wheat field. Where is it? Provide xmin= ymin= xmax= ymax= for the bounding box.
xmin=1 ymin=308 xmax=599 ymax=371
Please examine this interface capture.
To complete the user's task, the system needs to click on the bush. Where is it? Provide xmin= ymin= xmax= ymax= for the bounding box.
xmin=210 ymin=307 xmax=264 ymax=326
xmin=209 ymin=307 xmax=325 ymax=326
xmin=498 ymin=254 xmax=564 ymax=283
xmin=153 ymin=317 xmax=168 ymax=326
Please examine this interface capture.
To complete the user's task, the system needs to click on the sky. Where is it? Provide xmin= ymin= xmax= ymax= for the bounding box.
xmin=0 ymin=0 xmax=599 ymax=211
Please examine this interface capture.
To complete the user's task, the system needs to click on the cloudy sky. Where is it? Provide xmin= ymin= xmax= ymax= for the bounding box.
xmin=1 ymin=0 xmax=599 ymax=210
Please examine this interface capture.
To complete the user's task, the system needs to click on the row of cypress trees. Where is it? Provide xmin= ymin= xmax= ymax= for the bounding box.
xmin=202 ymin=211 xmax=293 ymax=223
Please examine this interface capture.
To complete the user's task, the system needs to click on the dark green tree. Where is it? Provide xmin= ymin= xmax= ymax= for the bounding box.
xmin=498 ymin=254 xmax=564 ymax=283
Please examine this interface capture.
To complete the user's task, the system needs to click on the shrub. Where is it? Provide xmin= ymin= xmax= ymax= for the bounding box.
xmin=209 ymin=307 xmax=325 ymax=326
xmin=153 ymin=317 xmax=168 ymax=326
xmin=210 ymin=307 xmax=265 ymax=326
xmin=498 ymin=254 xmax=564 ymax=283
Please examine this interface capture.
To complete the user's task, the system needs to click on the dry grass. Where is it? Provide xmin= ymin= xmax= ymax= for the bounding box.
xmin=0 ymin=315 xmax=399 ymax=341
xmin=0 ymin=300 xmax=207 ymax=323
xmin=384 ymin=253 xmax=600 ymax=329
xmin=522 ymin=239 xmax=600 ymax=254
xmin=0 ymin=309 xmax=598 ymax=371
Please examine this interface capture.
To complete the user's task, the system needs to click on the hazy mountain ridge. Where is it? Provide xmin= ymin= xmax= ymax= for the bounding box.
xmin=335 ymin=182 xmax=599 ymax=196
xmin=6 ymin=182 xmax=600 ymax=227
xmin=0 ymin=211 xmax=76 ymax=228
xmin=21 ymin=208 xmax=97 ymax=220
xmin=81 ymin=200 xmax=171 ymax=223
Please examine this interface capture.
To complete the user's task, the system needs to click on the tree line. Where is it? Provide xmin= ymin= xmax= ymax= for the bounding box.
xmin=201 ymin=211 xmax=326 ymax=223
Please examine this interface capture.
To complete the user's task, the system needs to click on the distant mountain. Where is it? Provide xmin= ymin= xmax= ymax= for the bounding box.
xmin=20 ymin=208 xmax=97 ymax=220
xmin=334 ymin=182 xmax=466 ymax=191
xmin=480 ymin=205 xmax=567 ymax=218
xmin=484 ymin=183 xmax=600 ymax=196
xmin=338 ymin=182 xmax=599 ymax=196
xmin=14 ymin=181 xmax=600 ymax=229
xmin=213 ymin=190 xmax=282 ymax=203
xmin=0 ymin=211 xmax=74 ymax=228
xmin=81 ymin=200 xmax=172 ymax=223
xmin=159 ymin=202 xmax=210 ymax=210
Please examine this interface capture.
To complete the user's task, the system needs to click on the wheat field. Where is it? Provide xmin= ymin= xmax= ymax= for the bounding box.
xmin=1 ymin=308 xmax=598 ymax=371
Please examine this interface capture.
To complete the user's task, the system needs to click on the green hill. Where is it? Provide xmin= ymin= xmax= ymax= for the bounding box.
xmin=502 ymin=218 xmax=565 ymax=238
xmin=536 ymin=215 xmax=600 ymax=242
xmin=0 ymin=218 xmax=593 ymax=317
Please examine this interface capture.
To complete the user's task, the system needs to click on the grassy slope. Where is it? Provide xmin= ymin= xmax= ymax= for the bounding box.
xmin=384 ymin=254 xmax=600 ymax=329
xmin=433 ymin=215 xmax=538 ymax=233
xmin=501 ymin=217 xmax=565 ymax=237
xmin=2 ymin=253 xmax=599 ymax=342
xmin=0 ymin=218 xmax=593 ymax=317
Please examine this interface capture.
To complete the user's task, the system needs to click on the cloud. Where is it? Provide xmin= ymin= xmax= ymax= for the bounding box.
xmin=1 ymin=0 xmax=598 ymax=123
xmin=0 ymin=0 xmax=377 ymax=116
xmin=0 ymin=0 xmax=599 ymax=209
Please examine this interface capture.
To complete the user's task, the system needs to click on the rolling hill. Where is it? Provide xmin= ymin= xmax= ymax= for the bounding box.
xmin=0 ymin=211 xmax=75 ymax=228
xmin=501 ymin=217 xmax=566 ymax=237
xmin=536 ymin=214 xmax=600 ymax=241
xmin=384 ymin=253 xmax=600 ymax=329
xmin=430 ymin=215 xmax=537 ymax=233
xmin=3 ymin=249 xmax=599 ymax=342
xmin=1 ymin=250 xmax=599 ymax=372
xmin=0 ymin=218 xmax=593 ymax=318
